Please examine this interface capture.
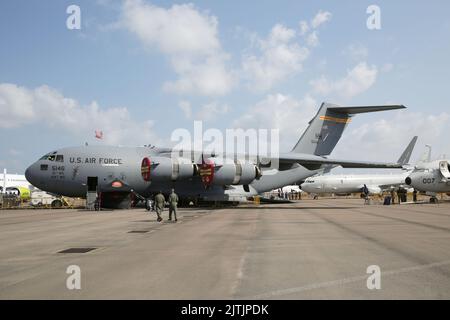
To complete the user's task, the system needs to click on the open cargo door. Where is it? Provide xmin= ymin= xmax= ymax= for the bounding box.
xmin=439 ymin=161 xmax=450 ymax=180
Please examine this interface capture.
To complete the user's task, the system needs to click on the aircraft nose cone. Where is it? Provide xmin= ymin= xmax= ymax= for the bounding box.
xmin=25 ymin=163 xmax=38 ymax=187
xmin=299 ymin=183 xmax=310 ymax=192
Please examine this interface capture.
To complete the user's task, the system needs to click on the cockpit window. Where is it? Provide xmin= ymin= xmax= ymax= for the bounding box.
xmin=55 ymin=155 xmax=64 ymax=162
xmin=39 ymin=151 xmax=58 ymax=161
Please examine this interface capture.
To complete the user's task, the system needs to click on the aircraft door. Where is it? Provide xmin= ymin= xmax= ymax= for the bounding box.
xmin=87 ymin=176 xmax=98 ymax=192
xmin=86 ymin=176 xmax=99 ymax=210
xmin=439 ymin=161 xmax=450 ymax=180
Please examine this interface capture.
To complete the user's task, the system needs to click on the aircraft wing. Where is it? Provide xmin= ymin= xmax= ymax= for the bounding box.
xmin=274 ymin=153 xmax=403 ymax=169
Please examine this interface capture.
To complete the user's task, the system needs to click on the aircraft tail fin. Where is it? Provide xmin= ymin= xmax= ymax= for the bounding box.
xmin=396 ymin=136 xmax=418 ymax=165
xmin=419 ymin=145 xmax=432 ymax=163
xmin=291 ymin=103 xmax=406 ymax=156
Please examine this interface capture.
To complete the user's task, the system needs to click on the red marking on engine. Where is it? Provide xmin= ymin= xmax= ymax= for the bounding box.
xmin=199 ymin=159 xmax=214 ymax=188
xmin=141 ymin=157 xmax=151 ymax=181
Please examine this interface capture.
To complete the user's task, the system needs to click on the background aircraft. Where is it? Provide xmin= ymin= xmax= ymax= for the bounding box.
xmin=300 ymin=136 xmax=418 ymax=196
xmin=25 ymin=103 xmax=405 ymax=208
xmin=405 ymin=149 xmax=450 ymax=199
xmin=0 ymin=170 xmax=32 ymax=200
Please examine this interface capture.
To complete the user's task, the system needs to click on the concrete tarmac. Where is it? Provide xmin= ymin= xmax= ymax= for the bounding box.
xmin=1 ymin=199 xmax=450 ymax=299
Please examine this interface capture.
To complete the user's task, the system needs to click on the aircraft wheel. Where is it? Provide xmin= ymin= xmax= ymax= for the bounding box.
xmin=51 ymin=199 xmax=63 ymax=208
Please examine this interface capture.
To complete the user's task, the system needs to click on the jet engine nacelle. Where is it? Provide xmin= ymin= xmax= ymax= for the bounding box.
xmin=405 ymin=171 xmax=434 ymax=191
xmin=141 ymin=157 xmax=197 ymax=182
xmin=200 ymin=158 xmax=261 ymax=186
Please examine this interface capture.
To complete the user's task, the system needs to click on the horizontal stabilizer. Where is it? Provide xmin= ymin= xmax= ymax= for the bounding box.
xmin=328 ymin=105 xmax=406 ymax=115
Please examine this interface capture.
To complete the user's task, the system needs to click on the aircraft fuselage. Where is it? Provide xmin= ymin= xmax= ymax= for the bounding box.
xmin=25 ymin=145 xmax=320 ymax=201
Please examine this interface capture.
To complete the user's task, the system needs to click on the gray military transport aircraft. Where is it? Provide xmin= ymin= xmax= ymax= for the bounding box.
xmin=25 ymin=103 xmax=406 ymax=208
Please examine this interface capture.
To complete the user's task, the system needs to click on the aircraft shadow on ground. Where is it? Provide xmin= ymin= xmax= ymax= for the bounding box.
xmin=225 ymin=206 xmax=360 ymax=210
xmin=75 ymin=206 xmax=360 ymax=212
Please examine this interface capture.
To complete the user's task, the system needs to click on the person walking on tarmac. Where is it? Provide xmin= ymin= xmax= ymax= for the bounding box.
xmin=94 ymin=196 xmax=100 ymax=212
xmin=362 ymin=184 xmax=370 ymax=205
xmin=154 ymin=191 xmax=165 ymax=222
xmin=168 ymin=188 xmax=179 ymax=222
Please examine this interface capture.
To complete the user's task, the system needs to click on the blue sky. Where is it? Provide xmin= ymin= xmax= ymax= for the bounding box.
xmin=1 ymin=0 xmax=450 ymax=173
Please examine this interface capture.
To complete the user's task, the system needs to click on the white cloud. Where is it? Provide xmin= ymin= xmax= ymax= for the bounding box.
xmin=242 ymin=24 xmax=310 ymax=91
xmin=178 ymin=100 xmax=192 ymax=119
xmin=311 ymin=10 xmax=332 ymax=29
xmin=298 ymin=10 xmax=332 ymax=49
xmin=299 ymin=10 xmax=332 ymax=36
xmin=177 ymin=99 xmax=230 ymax=122
xmin=310 ymin=62 xmax=378 ymax=99
xmin=299 ymin=21 xmax=309 ymax=35
xmin=306 ymin=31 xmax=319 ymax=47
xmin=233 ymin=93 xmax=318 ymax=152
xmin=121 ymin=0 xmax=234 ymax=96
xmin=0 ymin=83 xmax=160 ymax=145
xmin=0 ymin=83 xmax=35 ymax=128
xmin=162 ymin=54 xmax=234 ymax=96
xmin=121 ymin=5 xmax=333 ymax=94
xmin=122 ymin=0 xmax=219 ymax=56
xmin=381 ymin=63 xmax=394 ymax=73
xmin=343 ymin=44 xmax=369 ymax=61
xmin=195 ymin=101 xmax=229 ymax=122
xmin=178 ymin=100 xmax=229 ymax=122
